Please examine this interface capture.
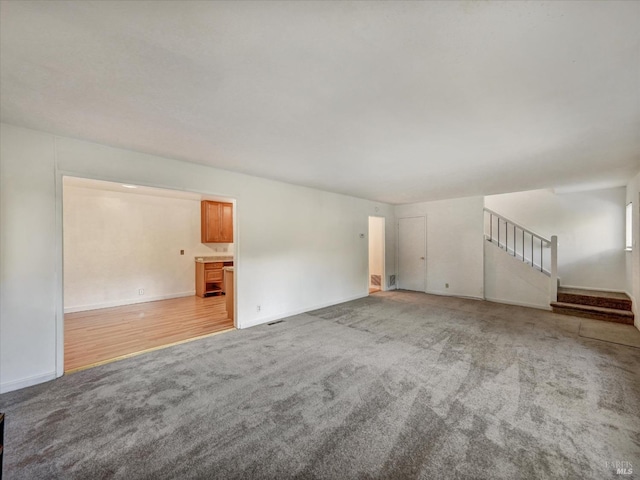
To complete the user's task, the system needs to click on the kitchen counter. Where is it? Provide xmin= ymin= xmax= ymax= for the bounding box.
xmin=194 ymin=256 xmax=234 ymax=263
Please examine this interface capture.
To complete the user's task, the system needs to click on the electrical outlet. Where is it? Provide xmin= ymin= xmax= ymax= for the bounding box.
xmin=138 ymin=288 xmax=144 ymax=295
xmin=180 ymin=249 xmax=184 ymax=255
xmin=257 ymin=305 xmax=261 ymax=312
xmin=445 ymin=283 xmax=449 ymax=288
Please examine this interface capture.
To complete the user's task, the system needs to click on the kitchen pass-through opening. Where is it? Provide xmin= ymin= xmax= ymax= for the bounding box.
xmin=62 ymin=176 xmax=237 ymax=373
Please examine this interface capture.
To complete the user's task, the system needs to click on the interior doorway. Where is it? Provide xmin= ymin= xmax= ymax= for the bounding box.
xmin=398 ymin=216 xmax=426 ymax=291
xmin=368 ymin=216 xmax=385 ymax=294
xmin=62 ymin=177 xmax=237 ymax=372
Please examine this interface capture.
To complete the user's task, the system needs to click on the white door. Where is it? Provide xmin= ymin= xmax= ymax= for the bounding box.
xmin=398 ymin=216 xmax=426 ymax=291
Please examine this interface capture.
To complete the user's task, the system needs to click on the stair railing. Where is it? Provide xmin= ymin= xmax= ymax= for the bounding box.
xmin=484 ymin=208 xmax=558 ymax=302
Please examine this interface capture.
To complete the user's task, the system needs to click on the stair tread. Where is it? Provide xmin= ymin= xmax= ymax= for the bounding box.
xmin=557 ymin=287 xmax=631 ymax=301
xmin=551 ymin=302 xmax=634 ymax=317
xmin=557 ymin=287 xmax=632 ymax=311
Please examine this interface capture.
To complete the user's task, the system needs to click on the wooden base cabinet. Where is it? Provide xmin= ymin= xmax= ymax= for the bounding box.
xmin=196 ymin=261 xmax=233 ymax=297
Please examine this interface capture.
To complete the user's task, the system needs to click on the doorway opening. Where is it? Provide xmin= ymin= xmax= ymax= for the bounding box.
xmin=62 ymin=177 xmax=237 ymax=372
xmin=368 ymin=216 xmax=385 ymax=294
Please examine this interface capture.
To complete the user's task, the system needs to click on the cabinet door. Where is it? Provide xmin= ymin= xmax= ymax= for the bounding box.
xmin=201 ymin=201 xmax=220 ymax=243
xmin=219 ymin=202 xmax=233 ymax=243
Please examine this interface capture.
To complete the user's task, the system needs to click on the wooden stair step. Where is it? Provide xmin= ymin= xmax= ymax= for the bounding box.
xmin=557 ymin=287 xmax=632 ymax=311
xmin=551 ymin=301 xmax=634 ymax=325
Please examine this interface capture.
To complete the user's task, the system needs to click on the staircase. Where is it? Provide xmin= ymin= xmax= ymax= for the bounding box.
xmin=484 ymin=208 xmax=635 ymax=324
xmin=551 ymin=288 xmax=634 ymax=325
xmin=484 ymin=208 xmax=558 ymax=305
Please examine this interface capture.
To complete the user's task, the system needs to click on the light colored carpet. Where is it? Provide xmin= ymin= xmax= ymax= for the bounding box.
xmin=579 ymin=318 xmax=640 ymax=349
xmin=1 ymin=290 xmax=639 ymax=479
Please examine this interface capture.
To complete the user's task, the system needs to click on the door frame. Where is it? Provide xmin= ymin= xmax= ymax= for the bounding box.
xmin=367 ymin=216 xmax=386 ymax=293
xmin=396 ymin=215 xmax=427 ymax=292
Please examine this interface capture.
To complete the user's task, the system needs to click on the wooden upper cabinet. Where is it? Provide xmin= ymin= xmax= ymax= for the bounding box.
xmin=219 ymin=202 xmax=233 ymax=243
xmin=201 ymin=201 xmax=219 ymax=242
xmin=201 ymin=200 xmax=233 ymax=243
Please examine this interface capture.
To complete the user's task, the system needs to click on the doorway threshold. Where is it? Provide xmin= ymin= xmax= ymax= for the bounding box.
xmin=65 ymin=327 xmax=235 ymax=374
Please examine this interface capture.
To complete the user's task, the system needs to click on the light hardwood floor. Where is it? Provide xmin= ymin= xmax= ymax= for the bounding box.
xmin=65 ymin=295 xmax=234 ymax=372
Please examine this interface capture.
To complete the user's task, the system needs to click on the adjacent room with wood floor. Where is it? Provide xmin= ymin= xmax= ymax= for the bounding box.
xmin=64 ymin=296 xmax=232 ymax=372
xmin=1 ymin=1 xmax=639 ymax=479
xmin=62 ymin=178 xmax=236 ymax=372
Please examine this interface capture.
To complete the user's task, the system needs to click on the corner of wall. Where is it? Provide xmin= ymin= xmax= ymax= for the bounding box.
xmin=0 ymin=371 xmax=57 ymax=394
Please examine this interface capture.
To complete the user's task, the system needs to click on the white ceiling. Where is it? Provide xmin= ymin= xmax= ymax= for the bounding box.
xmin=1 ymin=1 xmax=639 ymax=204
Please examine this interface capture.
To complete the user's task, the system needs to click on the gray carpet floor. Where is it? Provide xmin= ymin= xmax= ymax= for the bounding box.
xmin=1 ymin=291 xmax=639 ymax=479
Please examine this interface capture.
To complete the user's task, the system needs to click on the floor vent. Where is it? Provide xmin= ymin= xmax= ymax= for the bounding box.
xmin=389 ymin=275 xmax=396 ymax=287
xmin=370 ymin=275 xmax=381 ymax=287
xmin=268 ymin=320 xmax=284 ymax=326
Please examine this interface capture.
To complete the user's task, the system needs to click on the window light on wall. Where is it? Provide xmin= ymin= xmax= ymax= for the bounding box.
xmin=626 ymin=202 xmax=633 ymax=251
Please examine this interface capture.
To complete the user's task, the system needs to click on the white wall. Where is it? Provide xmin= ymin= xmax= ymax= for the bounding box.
xmin=626 ymin=171 xmax=640 ymax=328
xmin=394 ymin=196 xmax=484 ymax=299
xmin=485 ymin=188 xmax=627 ymax=292
xmin=0 ymin=123 xmax=396 ymax=393
xmin=484 ymin=241 xmax=550 ymax=310
xmin=0 ymin=127 xmax=58 ymax=392
xmin=368 ymin=216 xmax=384 ymax=288
xmin=63 ymin=184 xmax=233 ymax=312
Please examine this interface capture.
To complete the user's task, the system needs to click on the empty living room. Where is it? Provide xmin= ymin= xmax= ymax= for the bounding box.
xmin=1 ymin=1 xmax=639 ymax=479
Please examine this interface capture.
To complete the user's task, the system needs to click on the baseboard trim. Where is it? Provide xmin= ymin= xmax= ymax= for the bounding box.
xmin=0 ymin=371 xmax=57 ymax=394
xmin=426 ymin=290 xmax=484 ymax=301
xmin=239 ymin=293 xmax=369 ymax=329
xmin=485 ymin=296 xmax=551 ymax=311
xmin=64 ymin=291 xmax=196 ymax=313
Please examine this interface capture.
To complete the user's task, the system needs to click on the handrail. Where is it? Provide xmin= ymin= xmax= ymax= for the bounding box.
xmin=483 ymin=208 xmax=550 ymax=244
xmin=483 ymin=207 xmax=558 ymax=303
